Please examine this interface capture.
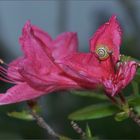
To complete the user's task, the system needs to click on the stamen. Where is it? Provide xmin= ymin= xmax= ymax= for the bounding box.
xmin=0 ymin=59 xmax=4 ymax=64
xmin=0 ymin=77 xmax=15 ymax=84
xmin=0 ymin=69 xmax=15 ymax=83
xmin=0 ymin=66 xmax=7 ymax=74
xmin=0 ymin=59 xmax=17 ymax=84
xmin=0 ymin=58 xmax=9 ymax=67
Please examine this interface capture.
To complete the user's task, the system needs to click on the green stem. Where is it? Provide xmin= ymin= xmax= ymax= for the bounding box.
xmin=118 ymin=96 xmax=140 ymax=127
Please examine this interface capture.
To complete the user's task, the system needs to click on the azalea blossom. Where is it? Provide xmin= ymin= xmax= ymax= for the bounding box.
xmin=58 ymin=16 xmax=137 ymax=96
xmin=0 ymin=16 xmax=137 ymax=105
xmin=0 ymin=21 xmax=88 ymax=105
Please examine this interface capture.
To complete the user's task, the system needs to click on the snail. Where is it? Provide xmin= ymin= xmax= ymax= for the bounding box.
xmin=95 ymin=45 xmax=112 ymax=60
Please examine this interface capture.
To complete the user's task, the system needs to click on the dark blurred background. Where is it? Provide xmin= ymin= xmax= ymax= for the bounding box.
xmin=0 ymin=0 xmax=140 ymax=139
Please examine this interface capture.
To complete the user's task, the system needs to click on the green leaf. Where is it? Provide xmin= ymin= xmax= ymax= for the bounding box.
xmin=134 ymin=106 xmax=140 ymax=115
xmin=127 ymin=96 xmax=140 ymax=107
xmin=59 ymin=135 xmax=71 ymax=140
xmin=68 ymin=103 xmax=119 ymax=121
xmin=7 ymin=110 xmax=34 ymax=121
xmin=120 ymin=54 xmax=140 ymax=62
xmin=70 ymin=90 xmax=107 ymax=100
xmin=120 ymin=54 xmax=132 ymax=62
xmin=134 ymin=69 xmax=140 ymax=83
xmin=114 ymin=112 xmax=129 ymax=122
xmin=85 ymin=124 xmax=93 ymax=139
xmin=131 ymin=81 xmax=139 ymax=95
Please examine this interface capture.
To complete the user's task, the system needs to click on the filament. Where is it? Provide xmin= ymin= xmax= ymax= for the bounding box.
xmin=0 ymin=58 xmax=16 ymax=84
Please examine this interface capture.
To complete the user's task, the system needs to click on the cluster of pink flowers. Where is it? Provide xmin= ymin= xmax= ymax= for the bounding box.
xmin=0 ymin=16 xmax=137 ymax=105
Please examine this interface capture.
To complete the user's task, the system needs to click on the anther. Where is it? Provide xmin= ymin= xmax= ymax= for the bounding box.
xmin=0 ymin=59 xmax=4 ymax=64
xmin=0 ymin=59 xmax=9 ymax=67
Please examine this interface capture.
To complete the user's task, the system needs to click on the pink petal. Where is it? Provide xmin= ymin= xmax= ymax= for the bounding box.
xmin=90 ymin=16 xmax=122 ymax=63
xmin=19 ymin=21 xmax=51 ymax=61
xmin=7 ymin=57 xmax=24 ymax=83
xmin=57 ymin=53 xmax=105 ymax=89
xmin=119 ymin=61 xmax=137 ymax=89
xmin=51 ymin=32 xmax=78 ymax=60
xmin=32 ymin=25 xmax=78 ymax=59
xmin=0 ymin=83 xmax=45 ymax=105
xmin=31 ymin=24 xmax=52 ymax=55
xmin=0 ymin=81 xmax=81 ymax=105
xmin=58 ymin=52 xmax=115 ymax=81
xmin=103 ymin=61 xmax=137 ymax=96
xmin=19 ymin=21 xmax=57 ymax=74
xmin=31 ymin=24 xmax=52 ymax=44
xmin=19 ymin=61 xmax=81 ymax=91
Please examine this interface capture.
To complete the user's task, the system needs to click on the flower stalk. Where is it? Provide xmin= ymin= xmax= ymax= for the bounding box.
xmin=129 ymin=110 xmax=140 ymax=126
xmin=71 ymin=121 xmax=85 ymax=138
xmin=30 ymin=110 xmax=60 ymax=139
xmin=116 ymin=95 xmax=140 ymax=127
xmin=27 ymin=101 xmax=60 ymax=139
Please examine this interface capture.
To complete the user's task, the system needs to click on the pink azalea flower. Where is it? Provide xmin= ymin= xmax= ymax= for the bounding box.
xmin=59 ymin=16 xmax=137 ymax=96
xmin=0 ymin=21 xmax=83 ymax=105
xmin=0 ymin=16 xmax=137 ymax=105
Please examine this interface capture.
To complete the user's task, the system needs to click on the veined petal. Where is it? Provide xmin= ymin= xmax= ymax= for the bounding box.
xmin=19 ymin=21 xmax=51 ymax=60
xmin=51 ymin=32 xmax=78 ymax=60
xmin=30 ymin=24 xmax=53 ymax=57
xmin=19 ymin=62 xmax=81 ymax=91
xmin=19 ymin=21 xmax=58 ymax=74
xmin=90 ymin=15 xmax=122 ymax=63
xmin=103 ymin=61 xmax=137 ymax=96
xmin=57 ymin=53 xmax=103 ymax=87
xmin=7 ymin=57 xmax=24 ymax=82
xmin=31 ymin=24 xmax=52 ymax=45
xmin=26 ymin=22 xmax=78 ymax=60
xmin=0 ymin=83 xmax=45 ymax=105
xmin=118 ymin=61 xmax=137 ymax=88
xmin=32 ymin=25 xmax=78 ymax=60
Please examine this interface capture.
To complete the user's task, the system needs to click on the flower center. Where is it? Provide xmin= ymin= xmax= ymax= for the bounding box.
xmin=95 ymin=45 xmax=110 ymax=60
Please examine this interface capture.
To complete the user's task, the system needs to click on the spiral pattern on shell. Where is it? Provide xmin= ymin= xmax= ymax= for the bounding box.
xmin=95 ymin=45 xmax=109 ymax=60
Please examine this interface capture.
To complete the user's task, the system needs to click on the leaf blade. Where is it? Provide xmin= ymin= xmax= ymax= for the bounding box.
xmin=70 ymin=90 xmax=107 ymax=100
xmin=69 ymin=103 xmax=119 ymax=121
xmin=7 ymin=110 xmax=34 ymax=121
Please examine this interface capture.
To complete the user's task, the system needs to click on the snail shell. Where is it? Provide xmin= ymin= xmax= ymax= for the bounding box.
xmin=95 ymin=45 xmax=110 ymax=60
